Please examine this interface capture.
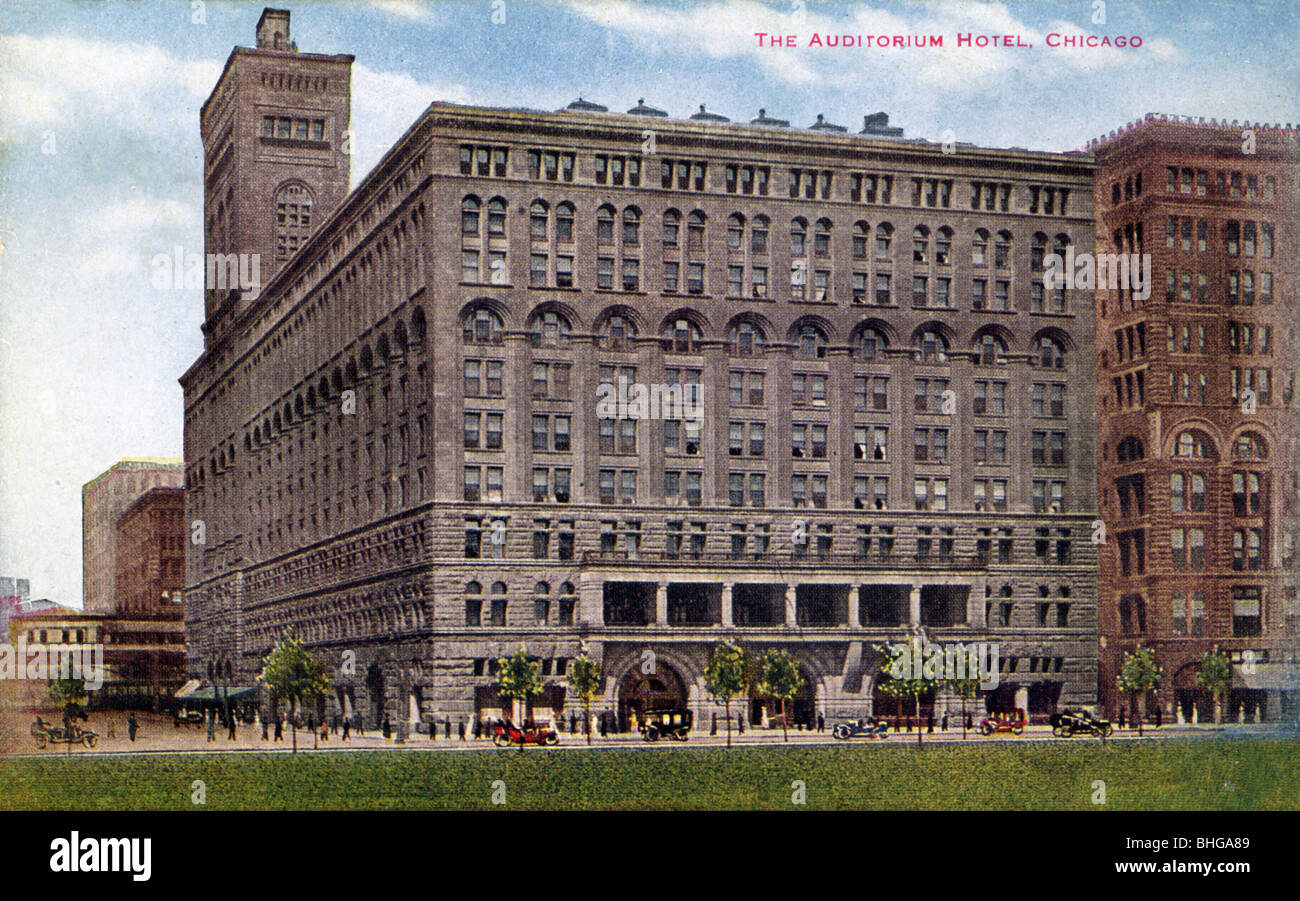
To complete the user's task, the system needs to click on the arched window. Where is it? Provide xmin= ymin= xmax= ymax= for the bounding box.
xmin=666 ymin=317 xmax=702 ymax=353
xmin=529 ymin=200 xmax=549 ymax=240
xmin=857 ymin=327 xmax=886 ymax=361
xmin=814 ymin=218 xmax=832 ymax=256
xmin=1031 ymin=232 xmax=1047 ymax=270
xmin=602 ymin=314 xmax=637 ymax=349
xmin=980 ymin=334 xmax=1008 ymax=365
xmin=1037 ymin=336 xmax=1065 ymax=368
xmin=995 ymin=230 xmax=1012 ymax=269
xmin=912 ymin=226 xmax=930 ymax=263
xmin=1234 ymin=432 xmax=1268 ymax=459
xmin=1176 ymin=430 xmax=1213 ymax=459
xmin=875 ymin=223 xmax=893 ymax=256
xmin=751 ymin=215 xmax=770 ymax=254
xmin=729 ymin=321 xmax=765 ymax=356
xmin=727 ymin=214 xmax=745 ymax=250
xmin=852 ymin=221 xmax=869 ymax=259
xmin=534 ymin=581 xmax=550 ymax=596
xmin=461 ymin=196 xmax=480 ymax=236
xmin=622 ymin=207 xmax=640 ymax=244
xmin=487 ymin=198 xmax=506 ymax=237
xmin=972 ymin=228 xmax=989 ymax=265
xmin=918 ymin=330 xmax=948 ymax=363
xmin=935 ymin=226 xmax=953 ymax=265
xmin=662 ymin=210 xmax=680 ymax=246
xmin=491 ymin=581 xmax=507 ymax=595
xmin=686 ymin=212 xmax=706 ymax=250
xmin=462 ymin=306 xmax=503 ymax=344
xmin=530 ymin=310 xmax=571 ymax=346
xmin=796 ymin=323 xmax=827 ymax=359
xmin=465 ymin=581 xmax=482 ymax=595
xmin=555 ymin=202 xmax=575 ymax=242
xmin=275 ymin=183 xmax=314 ymax=261
xmin=790 ymin=218 xmax=808 ymax=256
xmin=597 ymin=205 xmax=615 ymax=245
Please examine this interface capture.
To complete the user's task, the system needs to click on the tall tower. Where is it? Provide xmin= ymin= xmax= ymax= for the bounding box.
xmin=199 ymin=8 xmax=353 ymax=347
xmin=1092 ymin=117 xmax=1299 ymax=724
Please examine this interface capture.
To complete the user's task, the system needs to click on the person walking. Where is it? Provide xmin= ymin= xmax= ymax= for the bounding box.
xmin=207 ymin=708 xmax=216 ymax=742
xmin=444 ymin=717 xmax=451 ymax=739
xmin=473 ymin=716 xmax=482 ymax=740
xmin=341 ymin=717 xmax=350 ymax=741
xmin=458 ymin=720 xmax=466 ymax=741
xmin=1154 ymin=705 xmax=1163 ymax=729
xmin=599 ymin=714 xmax=608 ymax=738
xmin=1118 ymin=707 xmax=1127 ymax=730
xmin=274 ymin=716 xmax=284 ymax=742
xmin=127 ymin=712 xmax=138 ymax=742
xmin=228 ymin=712 xmax=238 ymax=741
xmin=382 ymin=713 xmax=392 ymax=741
xmin=964 ymin=713 xmax=972 ymax=733
xmin=817 ymin=713 xmax=825 ymax=733
xmin=356 ymin=715 xmax=365 ymax=738
xmin=261 ymin=717 xmax=269 ymax=741
xmin=926 ymin=713 xmax=935 ymax=734
xmin=710 ymin=713 xmax=718 ymax=736
xmin=941 ymin=713 xmax=949 ymax=732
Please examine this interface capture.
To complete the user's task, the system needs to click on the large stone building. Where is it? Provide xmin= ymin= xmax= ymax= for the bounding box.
xmin=182 ymin=10 xmax=1099 ymax=734
xmin=1092 ymin=116 xmax=1300 ymax=722
xmin=82 ymin=459 xmax=184 ymax=612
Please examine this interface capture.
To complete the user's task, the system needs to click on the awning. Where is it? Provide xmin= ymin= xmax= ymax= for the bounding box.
xmin=1232 ymin=664 xmax=1300 ymax=691
xmin=173 ymin=681 xmax=257 ymax=702
xmin=175 ymin=678 xmax=203 ymax=699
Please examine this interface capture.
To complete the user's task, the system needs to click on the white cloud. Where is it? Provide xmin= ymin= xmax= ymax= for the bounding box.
xmin=367 ymin=0 xmax=438 ymax=22
xmin=350 ymin=63 xmax=472 ymax=183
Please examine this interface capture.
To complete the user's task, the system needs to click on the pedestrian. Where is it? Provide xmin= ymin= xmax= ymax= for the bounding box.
xmin=356 ymin=715 xmax=365 ymax=738
xmin=458 ymin=720 xmax=466 ymax=741
xmin=570 ymin=712 xmax=577 ymax=734
xmin=599 ymin=714 xmax=608 ymax=738
xmin=711 ymin=713 xmax=718 ymax=736
xmin=307 ymin=712 xmax=315 ymax=739
xmin=262 ymin=717 xmax=269 ymax=741
xmin=106 ymin=717 xmax=116 ymax=739
xmin=1119 ymin=707 xmax=1127 ymax=730
xmin=942 ymin=713 xmax=949 ymax=732
xmin=341 ymin=717 xmax=350 ymax=741
xmin=207 ymin=709 xmax=216 ymax=742
xmin=382 ymin=714 xmax=392 ymax=741
xmin=274 ymin=716 xmax=283 ymax=742
xmin=228 ymin=712 xmax=238 ymax=741
xmin=127 ymin=712 xmax=138 ymax=742
xmin=926 ymin=713 xmax=934 ymax=734
xmin=473 ymin=717 xmax=481 ymax=740
xmin=965 ymin=713 xmax=972 ymax=732
xmin=444 ymin=717 xmax=451 ymax=739
xmin=1154 ymin=706 xmax=1163 ymax=729
xmin=817 ymin=713 xmax=825 ymax=733
xmin=737 ymin=712 xmax=744 ymax=734
xmin=428 ymin=720 xmax=436 ymax=741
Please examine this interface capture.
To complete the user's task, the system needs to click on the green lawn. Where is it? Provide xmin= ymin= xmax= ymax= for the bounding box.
xmin=4 ymin=739 xmax=1298 ymax=810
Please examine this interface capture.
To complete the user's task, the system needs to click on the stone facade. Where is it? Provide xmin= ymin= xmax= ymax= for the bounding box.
xmin=82 ymin=459 xmax=183 ymax=613
xmin=182 ymin=10 xmax=1100 ymax=737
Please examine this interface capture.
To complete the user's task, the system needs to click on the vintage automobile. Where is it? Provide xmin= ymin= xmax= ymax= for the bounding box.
xmin=491 ymin=720 xmax=559 ymax=748
xmin=173 ymin=707 xmax=206 ymax=728
xmin=831 ymin=718 xmax=891 ymax=740
xmin=978 ymin=709 xmax=1027 ymax=736
xmin=1050 ymin=709 xmax=1113 ymax=738
xmin=639 ymin=708 xmax=692 ymax=742
xmin=31 ymin=718 xmax=98 ymax=749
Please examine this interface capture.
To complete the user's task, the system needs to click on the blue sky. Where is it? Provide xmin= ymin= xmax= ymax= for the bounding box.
xmin=0 ymin=0 xmax=1296 ymax=605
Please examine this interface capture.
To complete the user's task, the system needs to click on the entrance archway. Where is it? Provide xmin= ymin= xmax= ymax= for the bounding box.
xmin=366 ymin=663 xmax=386 ymax=729
xmin=617 ymin=661 xmax=687 ymax=732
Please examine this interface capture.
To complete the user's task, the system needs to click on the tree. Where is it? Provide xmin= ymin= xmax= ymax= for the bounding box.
xmin=496 ymin=647 xmax=543 ymax=750
xmin=1117 ymin=645 xmax=1161 ymax=736
xmin=758 ymin=649 xmax=805 ymax=742
xmin=705 ymin=642 xmax=747 ymax=748
xmin=566 ymin=652 xmax=603 ymax=746
xmin=946 ymin=675 xmax=981 ymax=741
xmin=1196 ymin=646 xmax=1232 ymax=726
xmin=876 ymin=642 xmax=941 ymax=745
xmin=49 ymin=675 xmax=88 ymax=755
xmin=259 ymin=630 xmax=331 ymax=754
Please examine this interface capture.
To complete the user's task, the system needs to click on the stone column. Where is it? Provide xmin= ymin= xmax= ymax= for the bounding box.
xmin=656 ymin=581 xmax=668 ymax=626
xmin=970 ymin=577 xmax=988 ymax=628
xmin=909 ymin=584 xmax=922 ymax=627
xmin=847 ymin=586 xmax=861 ymax=628
xmin=785 ymin=584 xmax=798 ymax=627
xmin=721 ymin=582 xmax=734 ymax=627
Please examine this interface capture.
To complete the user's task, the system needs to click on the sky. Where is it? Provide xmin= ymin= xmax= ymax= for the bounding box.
xmin=0 ymin=0 xmax=1296 ymax=606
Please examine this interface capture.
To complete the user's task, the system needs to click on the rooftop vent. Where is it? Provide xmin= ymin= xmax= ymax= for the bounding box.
xmin=564 ymin=96 xmax=608 ymax=113
xmin=689 ymin=104 xmax=730 ymax=123
xmin=626 ymin=98 xmax=668 ymax=118
xmin=750 ymin=108 xmax=790 ymax=127
xmin=809 ymin=113 xmax=847 ymax=133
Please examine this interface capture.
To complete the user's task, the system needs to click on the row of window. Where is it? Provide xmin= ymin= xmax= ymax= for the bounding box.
xmin=1163 ymin=167 xmax=1278 ymax=201
xmin=1115 ymin=471 xmax=1267 ymax=518
xmin=1119 ymin=586 xmax=1264 ymax=638
xmin=1115 ymin=528 xmax=1274 ymax=575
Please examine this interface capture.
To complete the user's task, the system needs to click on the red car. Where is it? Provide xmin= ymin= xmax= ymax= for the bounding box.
xmin=492 ymin=721 xmax=559 ymax=748
xmin=978 ymin=709 xmax=1027 ymax=736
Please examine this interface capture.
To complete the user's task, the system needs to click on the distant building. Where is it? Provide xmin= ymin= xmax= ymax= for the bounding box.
xmin=1092 ymin=115 xmax=1300 ymax=722
xmin=0 ymin=576 xmax=30 ymax=636
xmin=82 ymin=459 xmax=183 ymax=612
xmin=115 ymin=488 xmax=186 ymax=618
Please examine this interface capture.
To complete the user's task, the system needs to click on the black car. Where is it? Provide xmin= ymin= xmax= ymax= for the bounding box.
xmin=639 ymin=708 xmax=692 ymax=742
xmin=173 ymin=708 xmax=206 ymax=728
xmin=1050 ymin=709 xmax=1113 ymax=738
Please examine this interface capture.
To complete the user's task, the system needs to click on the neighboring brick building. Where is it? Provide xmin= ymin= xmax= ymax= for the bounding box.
xmin=82 ymin=459 xmax=184 ymax=612
xmin=1092 ymin=115 xmax=1300 ymax=722
xmin=182 ymin=10 xmax=1100 ymax=734
xmin=115 ymin=488 xmax=186 ymax=619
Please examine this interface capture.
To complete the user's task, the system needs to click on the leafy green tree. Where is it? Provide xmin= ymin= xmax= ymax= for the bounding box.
xmin=1117 ymin=645 xmax=1161 ymax=736
xmin=49 ymin=675 xmax=89 ymax=754
xmin=946 ymin=675 xmax=982 ymax=741
xmin=758 ymin=649 xmax=805 ymax=742
xmin=705 ymin=642 xmax=747 ymax=748
xmin=876 ymin=643 xmax=940 ymax=745
xmin=566 ymin=652 xmax=603 ymax=746
xmin=496 ymin=647 xmax=543 ymax=750
xmin=1196 ymin=646 xmax=1232 ymax=725
xmin=259 ymin=630 xmax=331 ymax=753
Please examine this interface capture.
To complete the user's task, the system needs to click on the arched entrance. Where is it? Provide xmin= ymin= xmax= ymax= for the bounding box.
xmin=617 ymin=661 xmax=687 ymax=731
